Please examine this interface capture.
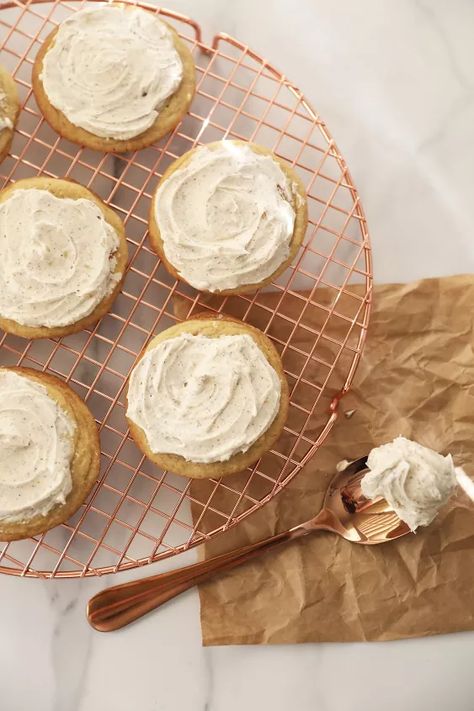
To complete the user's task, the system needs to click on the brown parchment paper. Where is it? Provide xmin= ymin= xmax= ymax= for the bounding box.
xmin=177 ymin=274 xmax=474 ymax=645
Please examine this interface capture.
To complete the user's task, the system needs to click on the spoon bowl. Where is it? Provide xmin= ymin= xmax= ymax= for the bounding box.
xmin=322 ymin=456 xmax=411 ymax=544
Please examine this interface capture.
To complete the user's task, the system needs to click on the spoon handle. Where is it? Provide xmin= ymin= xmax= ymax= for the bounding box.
xmin=87 ymin=510 xmax=336 ymax=632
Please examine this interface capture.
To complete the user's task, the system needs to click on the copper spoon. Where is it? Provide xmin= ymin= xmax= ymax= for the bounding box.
xmin=87 ymin=457 xmax=411 ymax=632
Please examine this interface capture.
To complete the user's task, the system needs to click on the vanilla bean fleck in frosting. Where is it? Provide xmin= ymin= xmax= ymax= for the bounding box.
xmin=40 ymin=6 xmax=184 ymax=140
xmin=154 ymin=142 xmax=297 ymax=292
xmin=0 ymin=370 xmax=75 ymax=523
xmin=0 ymin=188 xmax=121 ymax=328
xmin=127 ymin=333 xmax=281 ymax=463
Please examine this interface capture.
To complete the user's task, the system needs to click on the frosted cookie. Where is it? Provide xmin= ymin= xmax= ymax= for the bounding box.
xmin=149 ymin=140 xmax=308 ymax=294
xmin=0 ymin=367 xmax=100 ymax=541
xmin=32 ymin=5 xmax=195 ymax=152
xmin=126 ymin=315 xmax=289 ymax=479
xmin=0 ymin=65 xmax=20 ymax=164
xmin=0 ymin=177 xmax=127 ymax=339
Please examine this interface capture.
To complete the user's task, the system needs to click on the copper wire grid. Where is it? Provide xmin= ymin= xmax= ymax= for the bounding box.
xmin=0 ymin=0 xmax=372 ymax=578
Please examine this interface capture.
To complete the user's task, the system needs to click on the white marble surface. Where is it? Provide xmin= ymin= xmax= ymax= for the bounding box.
xmin=1 ymin=1 xmax=474 ymax=709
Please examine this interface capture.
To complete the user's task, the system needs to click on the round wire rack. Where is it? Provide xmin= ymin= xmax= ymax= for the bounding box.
xmin=0 ymin=0 xmax=372 ymax=578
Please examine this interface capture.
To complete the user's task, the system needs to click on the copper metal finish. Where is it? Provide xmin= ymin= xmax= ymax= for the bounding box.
xmin=0 ymin=0 xmax=372 ymax=578
xmin=88 ymin=459 xmax=409 ymax=631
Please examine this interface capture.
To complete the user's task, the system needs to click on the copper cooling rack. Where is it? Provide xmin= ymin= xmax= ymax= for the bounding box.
xmin=0 ymin=0 xmax=372 ymax=578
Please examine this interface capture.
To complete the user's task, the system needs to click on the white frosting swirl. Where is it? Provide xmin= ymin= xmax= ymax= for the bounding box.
xmin=361 ymin=437 xmax=458 ymax=531
xmin=127 ymin=332 xmax=281 ymax=463
xmin=40 ymin=6 xmax=184 ymax=140
xmin=0 ymin=188 xmax=121 ymax=328
xmin=154 ymin=142 xmax=296 ymax=292
xmin=0 ymin=370 xmax=75 ymax=523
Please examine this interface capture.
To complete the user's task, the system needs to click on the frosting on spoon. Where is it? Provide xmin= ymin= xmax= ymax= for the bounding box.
xmin=361 ymin=436 xmax=458 ymax=531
